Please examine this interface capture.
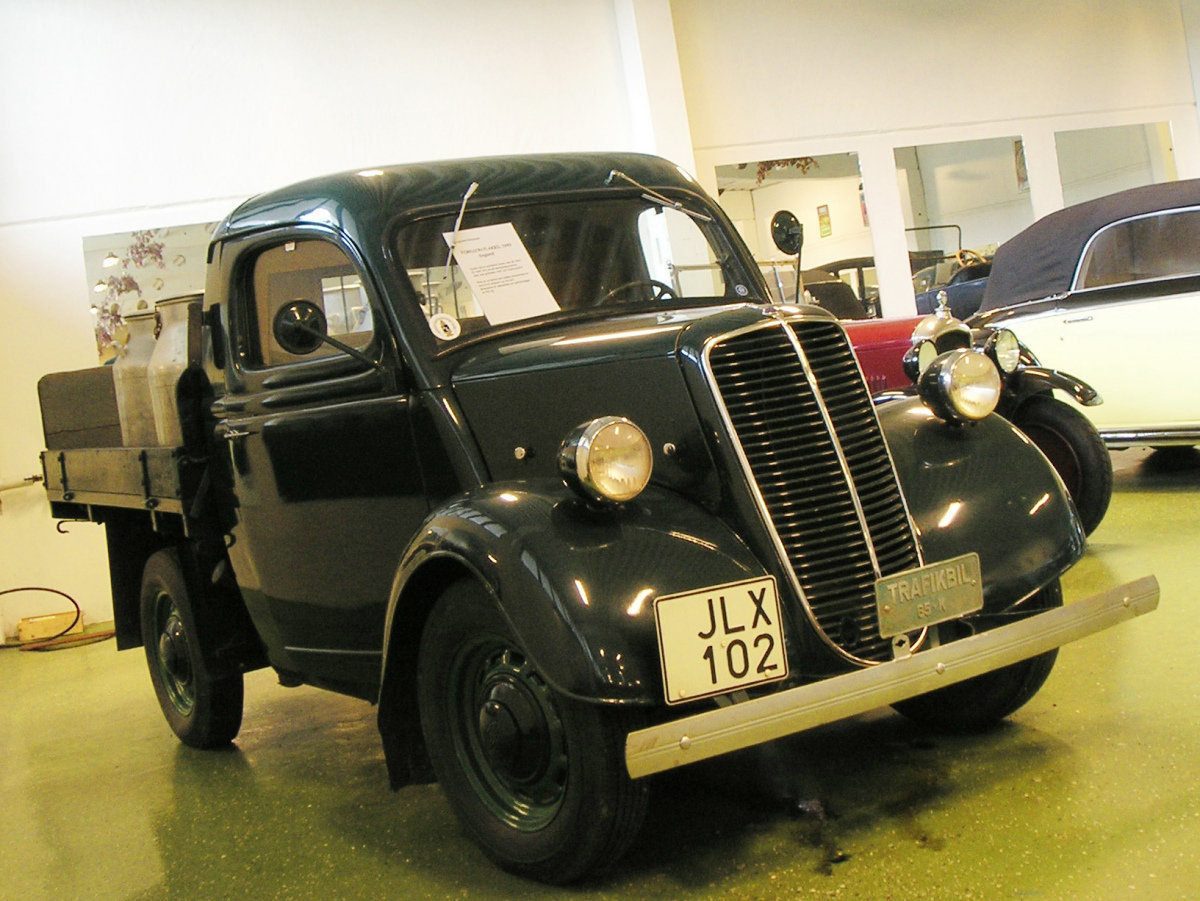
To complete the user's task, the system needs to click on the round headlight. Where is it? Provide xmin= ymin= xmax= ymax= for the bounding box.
xmin=983 ymin=328 xmax=1021 ymax=375
xmin=917 ymin=349 xmax=1002 ymax=423
xmin=902 ymin=339 xmax=940 ymax=384
xmin=559 ymin=416 xmax=653 ymax=503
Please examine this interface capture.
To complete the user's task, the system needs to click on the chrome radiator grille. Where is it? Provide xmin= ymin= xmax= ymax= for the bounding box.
xmin=705 ymin=317 xmax=921 ymax=663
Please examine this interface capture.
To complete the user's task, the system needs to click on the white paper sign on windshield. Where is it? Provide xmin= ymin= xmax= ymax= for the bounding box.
xmin=442 ymin=222 xmax=559 ymax=324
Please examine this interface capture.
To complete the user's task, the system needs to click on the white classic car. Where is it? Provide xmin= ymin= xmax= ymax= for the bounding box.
xmin=971 ymin=180 xmax=1200 ymax=448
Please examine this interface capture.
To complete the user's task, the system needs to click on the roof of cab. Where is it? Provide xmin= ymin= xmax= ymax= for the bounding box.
xmin=212 ymin=152 xmax=701 ymax=247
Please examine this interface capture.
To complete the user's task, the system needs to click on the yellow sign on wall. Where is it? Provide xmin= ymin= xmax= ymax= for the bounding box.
xmin=817 ymin=204 xmax=831 ymax=237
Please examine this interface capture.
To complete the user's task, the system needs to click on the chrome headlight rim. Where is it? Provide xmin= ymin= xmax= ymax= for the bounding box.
xmin=982 ymin=328 xmax=1021 ymax=375
xmin=917 ymin=348 xmax=1003 ymax=423
xmin=558 ymin=415 xmax=653 ymax=504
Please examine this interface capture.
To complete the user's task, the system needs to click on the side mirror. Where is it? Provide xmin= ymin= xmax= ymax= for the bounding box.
xmin=273 ymin=300 xmax=327 ymax=355
xmin=770 ymin=210 xmax=804 ymax=257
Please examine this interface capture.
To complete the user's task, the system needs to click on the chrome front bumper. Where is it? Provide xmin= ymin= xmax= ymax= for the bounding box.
xmin=625 ymin=576 xmax=1159 ymax=779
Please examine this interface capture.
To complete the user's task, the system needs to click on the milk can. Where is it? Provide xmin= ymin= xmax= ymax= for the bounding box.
xmin=112 ymin=309 xmax=159 ymax=447
xmin=148 ymin=294 xmax=202 ymax=447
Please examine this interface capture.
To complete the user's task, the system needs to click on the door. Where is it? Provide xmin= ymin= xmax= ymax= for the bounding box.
xmin=215 ymin=236 xmax=428 ymax=696
xmin=1003 ymin=290 xmax=1199 ymax=434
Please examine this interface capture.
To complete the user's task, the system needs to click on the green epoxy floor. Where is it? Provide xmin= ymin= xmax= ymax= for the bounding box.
xmin=2 ymin=449 xmax=1198 ymax=900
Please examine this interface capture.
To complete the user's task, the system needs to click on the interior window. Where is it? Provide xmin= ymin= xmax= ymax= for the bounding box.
xmin=250 ymin=239 xmax=375 ymax=367
xmin=1076 ymin=208 xmax=1200 ymax=289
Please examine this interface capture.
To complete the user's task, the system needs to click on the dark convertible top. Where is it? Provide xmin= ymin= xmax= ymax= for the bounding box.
xmin=979 ymin=178 xmax=1200 ymax=312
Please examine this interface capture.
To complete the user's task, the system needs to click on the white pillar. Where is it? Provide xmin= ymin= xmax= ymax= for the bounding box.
xmin=613 ymin=0 xmax=696 ymax=174
xmin=858 ymin=141 xmax=917 ymax=317
xmin=1021 ymin=124 xmax=1065 ymax=219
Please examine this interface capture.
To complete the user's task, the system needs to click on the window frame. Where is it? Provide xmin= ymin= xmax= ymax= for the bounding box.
xmin=1073 ymin=204 xmax=1200 ymax=293
xmin=388 ymin=189 xmax=749 ymax=352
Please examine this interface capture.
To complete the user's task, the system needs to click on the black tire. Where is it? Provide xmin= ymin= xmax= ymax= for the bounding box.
xmin=140 ymin=548 xmax=243 ymax=748
xmin=1011 ymin=394 xmax=1113 ymax=535
xmin=417 ymin=580 xmax=648 ymax=884
xmin=892 ymin=580 xmax=1062 ymax=732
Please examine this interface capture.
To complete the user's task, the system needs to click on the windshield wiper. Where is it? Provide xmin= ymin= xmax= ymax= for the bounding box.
xmin=444 ymin=180 xmax=480 ymax=271
xmin=433 ymin=180 xmax=480 ymax=315
xmin=605 ymin=169 xmax=712 ymax=223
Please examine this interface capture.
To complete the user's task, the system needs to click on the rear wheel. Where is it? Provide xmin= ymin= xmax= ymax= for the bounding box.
xmin=1011 ymin=394 xmax=1112 ymax=535
xmin=417 ymin=579 xmax=648 ymax=883
xmin=140 ymin=548 xmax=243 ymax=748
xmin=892 ymin=580 xmax=1062 ymax=732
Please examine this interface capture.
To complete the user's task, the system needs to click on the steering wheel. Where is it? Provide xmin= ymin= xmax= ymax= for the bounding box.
xmin=598 ymin=279 xmax=677 ymax=305
xmin=956 ymin=248 xmax=986 ymax=267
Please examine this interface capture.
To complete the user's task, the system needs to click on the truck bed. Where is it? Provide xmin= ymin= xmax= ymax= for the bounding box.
xmin=38 ymin=367 xmax=203 ymax=518
xmin=40 ymin=445 xmax=198 ymax=515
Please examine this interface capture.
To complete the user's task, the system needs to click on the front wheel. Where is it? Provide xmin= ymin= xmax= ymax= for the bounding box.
xmin=892 ymin=580 xmax=1062 ymax=732
xmin=140 ymin=548 xmax=243 ymax=748
xmin=1011 ymin=394 xmax=1112 ymax=535
xmin=417 ymin=580 xmax=648 ymax=883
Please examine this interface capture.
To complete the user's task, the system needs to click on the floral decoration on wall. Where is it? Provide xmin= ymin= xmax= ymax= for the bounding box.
xmin=84 ymin=223 xmax=215 ymax=360
xmin=737 ymin=157 xmax=821 ymax=184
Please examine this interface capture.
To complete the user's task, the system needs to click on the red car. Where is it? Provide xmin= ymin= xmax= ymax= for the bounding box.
xmin=842 ymin=316 xmax=916 ymax=394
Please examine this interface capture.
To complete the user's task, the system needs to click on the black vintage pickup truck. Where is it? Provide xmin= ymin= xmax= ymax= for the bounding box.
xmin=37 ymin=153 xmax=1157 ymax=883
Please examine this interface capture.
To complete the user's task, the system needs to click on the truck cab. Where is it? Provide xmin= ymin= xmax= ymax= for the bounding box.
xmin=38 ymin=153 xmax=1157 ymax=884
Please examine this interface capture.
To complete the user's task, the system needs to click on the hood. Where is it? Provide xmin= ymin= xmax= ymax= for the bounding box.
xmin=448 ymin=303 xmax=830 ymax=495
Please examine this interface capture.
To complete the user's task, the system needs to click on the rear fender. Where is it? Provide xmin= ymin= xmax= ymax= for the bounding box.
xmin=102 ymin=509 xmax=265 ymax=678
xmin=878 ymin=397 xmax=1086 ymax=611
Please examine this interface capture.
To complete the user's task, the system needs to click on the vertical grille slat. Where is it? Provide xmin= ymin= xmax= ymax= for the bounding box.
xmin=706 ymin=317 xmax=921 ymax=664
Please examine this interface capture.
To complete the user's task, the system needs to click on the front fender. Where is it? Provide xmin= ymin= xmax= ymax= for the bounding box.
xmin=879 ymin=397 xmax=1086 ymax=611
xmin=385 ymin=481 xmax=765 ymax=706
xmin=1004 ymin=366 xmax=1102 ymax=408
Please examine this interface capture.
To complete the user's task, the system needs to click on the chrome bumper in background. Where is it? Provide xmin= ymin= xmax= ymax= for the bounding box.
xmin=625 ymin=576 xmax=1159 ymax=779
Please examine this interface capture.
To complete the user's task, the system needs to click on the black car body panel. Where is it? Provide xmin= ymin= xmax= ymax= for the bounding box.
xmin=373 ymin=302 xmax=1087 ymax=710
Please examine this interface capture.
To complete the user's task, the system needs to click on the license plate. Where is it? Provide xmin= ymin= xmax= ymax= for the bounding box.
xmin=654 ymin=576 xmax=788 ymax=705
xmin=875 ymin=552 xmax=983 ymax=638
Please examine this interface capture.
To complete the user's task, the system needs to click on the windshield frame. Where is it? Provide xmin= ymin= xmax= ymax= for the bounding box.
xmin=384 ymin=186 xmax=765 ymax=357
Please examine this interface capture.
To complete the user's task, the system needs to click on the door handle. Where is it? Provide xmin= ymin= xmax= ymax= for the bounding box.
xmin=221 ymin=427 xmax=251 ymax=440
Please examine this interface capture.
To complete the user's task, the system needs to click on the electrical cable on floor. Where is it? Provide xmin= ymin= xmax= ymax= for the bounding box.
xmin=0 ymin=586 xmax=115 ymax=651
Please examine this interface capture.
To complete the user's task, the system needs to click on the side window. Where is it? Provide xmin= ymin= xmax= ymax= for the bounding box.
xmin=1076 ymin=208 xmax=1200 ymax=290
xmin=250 ymin=239 xmax=375 ymax=367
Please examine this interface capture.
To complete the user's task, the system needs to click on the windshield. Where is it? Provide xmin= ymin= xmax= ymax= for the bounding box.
xmin=394 ymin=195 xmax=753 ymax=343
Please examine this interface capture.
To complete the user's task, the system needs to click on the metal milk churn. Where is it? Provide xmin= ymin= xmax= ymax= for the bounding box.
xmin=113 ymin=309 xmax=159 ymax=447
xmin=148 ymin=294 xmax=202 ymax=447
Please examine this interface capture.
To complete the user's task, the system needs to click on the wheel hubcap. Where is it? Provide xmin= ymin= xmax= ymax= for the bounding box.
xmin=478 ymin=677 xmax=551 ymax=784
xmin=155 ymin=595 xmax=195 ymax=715
xmin=452 ymin=643 xmax=568 ymax=830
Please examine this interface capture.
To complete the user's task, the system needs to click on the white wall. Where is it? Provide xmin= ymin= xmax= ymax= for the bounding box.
xmin=673 ymin=0 xmax=1200 ymax=315
xmin=751 ymin=176 xmax=874 ymax=270
xmin=907 ymin=136 xmax=1035 ymax=252
xmin=1056 ymin=122 xmax=1179 ymax=205
xmin=0 ymin=0 xmax=676 ymax=634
